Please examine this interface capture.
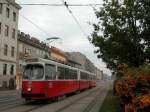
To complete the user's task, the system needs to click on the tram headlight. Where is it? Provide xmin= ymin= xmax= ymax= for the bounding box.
xmin=27 ymin=88 xmax=32 ymax=92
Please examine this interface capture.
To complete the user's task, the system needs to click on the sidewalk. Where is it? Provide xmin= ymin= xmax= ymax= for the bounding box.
xmin=99 ymin=85 xmax=122 ymax=112
xmin=0 ymin=89 xmax=21 ymax=94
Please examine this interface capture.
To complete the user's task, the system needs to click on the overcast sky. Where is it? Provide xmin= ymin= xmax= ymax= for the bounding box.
xmin=16 ymin=0 xmax=111 ymax=75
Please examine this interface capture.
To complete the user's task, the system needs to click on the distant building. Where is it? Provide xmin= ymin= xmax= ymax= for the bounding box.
xmin=16 ymin=31 xmax=49 ymax=89
xmin=95 ymin=67 xmax=103 ymax=80
xmin=0 ymin=0 xmax=21 ymax=89
xmin=66 ymin=52 xmax=100 ymax=74
xmin=65 ymin=52 xmax=81 ymax=68
xmin=49 ymin=46 xmax=67 ymax=63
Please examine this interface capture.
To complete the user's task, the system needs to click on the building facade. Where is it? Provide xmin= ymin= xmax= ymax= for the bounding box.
xmin=65 ymin=52 xmax=82 ymax=68
xmin=49 ymin=46 xmax=67 ymax=63
xmin=66 ymin=52 xmax=100 ymax=75
xmin=0 ymin=0 xmax=21 ymax=89
xmin=95 ymin=67 xmax=103 ymax=80
xmin=18 ymin=32 xmax=49 ymax=61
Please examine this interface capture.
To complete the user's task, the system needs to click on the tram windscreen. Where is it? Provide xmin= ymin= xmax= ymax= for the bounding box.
xmin=23 ymin=64 xmax=44 ymax=80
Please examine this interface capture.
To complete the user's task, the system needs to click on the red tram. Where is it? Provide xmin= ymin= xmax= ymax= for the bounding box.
xmin=22 ymin=58 xmax=96 ymax=100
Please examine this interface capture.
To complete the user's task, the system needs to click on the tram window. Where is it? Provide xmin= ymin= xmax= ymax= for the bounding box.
xmin=94 ymin=76 xmax=96 ymax=80
xmin=69 ymin=69 xmax=73 ymax=79
xmin=80 ymin=72 xmax=83 ymax=79
xmin=90 ymin=75 xmax=92 ymax=80
xmin=69 ymin=69 xmax=77 ymax=79
xmin=23 ymin=64 xmax=44 ymax=80
xmin=92 ymin=76 xmax=94 ymax=80
xmin=87 ymin=74 xmax=89 ymax=80
xmin=65 ymin=68 xmax=69 ymax=79
xmin=73 ymin=70 xmax=77 ymax=79
xmin=45 ymin=64 xmax=56 ymax=80
xmin=58 ymin=67 xmax=65 ymax=79
xmin=23 ymin=65 xmax=31 ymax=79
xmin=32 ymin=65 xmax=44 ymax=79
xmin=80 ymin=72 xmax=87 ymax=80
xmin=86 ymin=73 xmax=88 ymax=80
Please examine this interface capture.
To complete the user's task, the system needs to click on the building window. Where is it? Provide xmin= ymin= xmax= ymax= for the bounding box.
xmin=19 ymin=44 xmax=23 ymax=52
xmin=11 ymin=46 xmax=15 ymax=57
xmin=6 ymin=7 xmax=9 ymax=18
xmin=4 ymin=44 xmax=8 ymax=56
xmin=2 ymin=81 xmax=7 ymax=88
xmin=25 ymin=48 xmax=31 ymax=54
xmin=10 ymin=65 xmax=14 ymax=75
xmin=3 ymin=64 xmax=7 ymax=75
xmin=12 ymin=28 xmax=15 ymax=39
xmin=13 ymin=12 xmax=16 ymax=21
xmin=0 ymin=22 xmax=1 ymax=34
xmin=0 ymin=3 xmax=2 ymax=14
xmin=5 ymin=25 xmax=9 ymax=36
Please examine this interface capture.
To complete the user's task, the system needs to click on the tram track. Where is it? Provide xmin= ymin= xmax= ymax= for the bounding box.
xmin=82 ymin=88 xmax=104 ymax=112
xmin=0 ymin=91 xmax=21 ymax=103
xmin=0 ymin=90 xmax=20 ymax=96
xmin=0 ymin=99 xmax=24 ymax=112
xmin=21 ymin=104 xmax=48 ymax=112
xmin=55 ymin=87 xmax=102 ymax=112
xmin=0 ymin=96 xmax=21 ymax=103
xmin=0 ymin=101 xmax=46 ymax=112
xmin=19 ymin=87 xmax=100 ymax=112
xmin=0 ymin=97 xmax=53 ymax=112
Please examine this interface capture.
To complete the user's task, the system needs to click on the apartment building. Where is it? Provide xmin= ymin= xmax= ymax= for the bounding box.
xmin=17 ymin=32 xmax=49 ymax=61
xmin=49 ymin=46 xmax=67 ymax=63
xmin=0 ymin=0 xmax=21 ymax=89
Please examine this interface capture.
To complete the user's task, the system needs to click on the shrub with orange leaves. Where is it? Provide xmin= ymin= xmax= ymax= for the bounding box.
xmin=114 ymin=64 xmax=150 ymax=112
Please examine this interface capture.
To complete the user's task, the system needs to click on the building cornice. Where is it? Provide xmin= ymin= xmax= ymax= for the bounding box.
xmin=0 ymin=58 xmax=16 ymax=63
xmin=6 ymin=0 xmax=21 ymax=9
xmin=18 ymin=32 xmax=49 ymax=52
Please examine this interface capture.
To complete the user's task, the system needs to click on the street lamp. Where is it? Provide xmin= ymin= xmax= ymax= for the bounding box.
xmin=46 ymin=37 xmax=60 ymax=40
xmin=42 ymin=37 xmax=62 ymax=59
xmin=45 ymin=37 xmax=62 ymax=45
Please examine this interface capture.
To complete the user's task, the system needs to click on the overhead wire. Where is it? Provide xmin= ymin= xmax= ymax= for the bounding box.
xmin=0 ymin=1 xmax=107 ymax=71
xmin=19 ymin=3 xmax=103 ymax=6
xmin=60 ymin=0 xmax=89 ymax=38
xmin=1 ymin=1 xmax=101 ymax=39
xmin=20 ymin=15 xmax=52 ymax=38
xmin=0 ymin=2 xmax=103 ymax=6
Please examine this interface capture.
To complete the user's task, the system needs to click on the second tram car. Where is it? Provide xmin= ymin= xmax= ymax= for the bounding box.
xmin=22 ymin=58 xmax=96 ymax=100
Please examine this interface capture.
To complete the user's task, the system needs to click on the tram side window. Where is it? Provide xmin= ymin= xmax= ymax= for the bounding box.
xmin=80 ymin=72 xmax=83 ymax=80
xmin=45 ymin=64 xmax=56 ymax=80
xmin=94 ymin=76 xmax=96 ymax=80
xmin=87 ymin=74 xmax=90 ymax=80
xmin=65 ymin=68 xmax=69 ymax=79
xmin=58 ymin=67 xmax=65 ymax=79
xmin=80 ymin=72 xmax=87 ymax=80
xmin=89 ymin=75 xmax=92 ymax=80
xmin=69 ymin=69 xmax=77 ymax=79
xmin=73 ymin=70 xmax=77 ymax=79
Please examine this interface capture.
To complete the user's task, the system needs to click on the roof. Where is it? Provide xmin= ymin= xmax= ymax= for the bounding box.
xmin=18 ymin=32 xmax=49 ymax=51
xmin=50 ymin=47 xmax=66 ymax=57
